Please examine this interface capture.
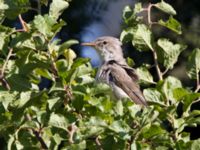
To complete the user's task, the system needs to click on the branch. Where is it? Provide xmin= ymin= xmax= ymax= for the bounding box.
xmin=95 ymin=136 xmax=103 ymax=150
xmin=17 ymin=15 xmax=29 ymax=32
xmin=67 ymin=124 xmax=77 ymax=144
xmin=152 ymin=49 xmax=163 ymax=80
xmin=25 ymin=114 xmax=48 ymax=149
xmin=142 ymin=3 xmax=156 ymax=26
xmin=0 ymin=48 xmax=13 ymax=90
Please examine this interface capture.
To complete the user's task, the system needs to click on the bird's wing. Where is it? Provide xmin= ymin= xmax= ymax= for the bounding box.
xmin=109 ymin=63 xmax=147 ymax=106
xmin=120 ymin=64 xmax=139 ymax=81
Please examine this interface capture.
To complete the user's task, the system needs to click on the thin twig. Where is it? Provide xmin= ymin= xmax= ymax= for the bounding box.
xmin=0 ymin=48 xmax=13 ymax=90
xmin=144 ymin=3 xmax=163 ymax=80
xmin=152 ymin=49 xmax=163 ymax=80
xmin=162 ymin=68 xmax=169 ymax=76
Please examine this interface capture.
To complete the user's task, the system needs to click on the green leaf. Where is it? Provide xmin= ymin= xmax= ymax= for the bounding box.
xmin=47 ymin=97 xmax=60 ymax=110
xmin=132 ymin=24 xmax=154 ymax=51
xmin=122 ymin=6 xmax=138 ymax=26
xmin=5 ymin=0 xmax=30 ymax=19
xmin=134 ymin=3 xmax=142 ymax=14
xmin=49 ymin=113 xmax=69 ymax=131
xmin=186 ymin=48 xmax=200 ymax=79
xmin=35 ymin=68 xmax=53 ymax=80
xmin=114 ymin=101 xmax=123 ymax=116
xmin=120 ymin=27 xmax=134 ymax=43
xmin=155 ymin=1 xmax=176 ymax=15
xmin=0 ymin=1 xmax=8 ymax=22
xmin=108 ymin=120 xmax=131 ymax=140
xmin=59 ymin=40 xmax=79 ymax=55
xmin=161 ymin=76 xmax=182 ymax=104
xmin=157 ymin=38 xmax=186 ymax=69
xmin=63 ymin=49 xmax=77 ymax=67
xmin=15 ymin=91 xmax=32 ymax=108
xmin=158 ymin=16 xmax=182 ymax=34
xmin=126 ymin=57 xmax=135 ymax=67
xmin=0 ymin=91 xmax=17 ymax=110
xmin=49 ymin=0 xmax=69 ymax=20
xmin=182 ymin=93 xmax=200 ymax=113
xmin=173 ymin=88 xmax=190 ymax=101
xmin=141 ymin=124 xmax=166 ymax=139
xmin=32 ymin=15 xmax=56 ymax=38
xmin=144 ymin=88 xmax=165 ymax=105
xmin=136 ymin=66 xmax=154 ymax=85
xmin=191 ymin=139 xmax=200 ymax=150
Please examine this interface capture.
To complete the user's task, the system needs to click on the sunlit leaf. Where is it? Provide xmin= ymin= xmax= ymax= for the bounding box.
xmin=155 ymin=1 xmax=176 ymax=15
xmin=157 ymin=38 xmax=186 ymax=69
xmin=161 ymin=76 xmax=182 ymax=104
xmin=132 ymin=24 xmax=154 ymax=51
xmin=186 ymin=48 xmax=200 ymax=79
xmin=144 ymin=88 xmax=165 ymax=105
xmin=49 ymin=0 xmax=69 ymax=20
xmin=136 ymin=66 xmax=154 ymax=85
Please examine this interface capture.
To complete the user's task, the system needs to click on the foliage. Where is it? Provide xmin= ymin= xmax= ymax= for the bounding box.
xmin=0 ymin=0 xmax=200 ymax=149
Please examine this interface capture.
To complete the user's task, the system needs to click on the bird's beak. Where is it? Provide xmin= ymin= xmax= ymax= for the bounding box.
xmin=81 ymin=42 xmax=96 ymax=47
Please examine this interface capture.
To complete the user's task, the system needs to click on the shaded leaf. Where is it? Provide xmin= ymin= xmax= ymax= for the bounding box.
xmin=5 ymin=0 xmax=30 ymax=19
xmin=158 ymin=16 xmax=182 ymax=34
xmin=141 ymin=124 xmax=166 ymax=139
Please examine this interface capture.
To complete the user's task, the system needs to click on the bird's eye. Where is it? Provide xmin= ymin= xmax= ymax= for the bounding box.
xmin=103 ymin=41 xmax=107 ymax=45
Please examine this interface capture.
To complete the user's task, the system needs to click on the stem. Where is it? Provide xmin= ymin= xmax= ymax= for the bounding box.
xmin=37 ymin=0 xmax=41 ymax=14
xmin=0 ymin=48 xmax=13 ymax=90
xmin=147 ymin=4 xmax=153 ymax=25
xmin=162 ymin=68 xmax=169 ymax=76
xmin=195 ymin=71 xmax=200 ymax=92
xmin=18 ymin=15 xmax=28 ymax=32
xmin=152 ymin=49 xmax=163 ymax=80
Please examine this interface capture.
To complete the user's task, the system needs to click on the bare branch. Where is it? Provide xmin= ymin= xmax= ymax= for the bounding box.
xmin=152 ymin=49 xmax=163 ymax=80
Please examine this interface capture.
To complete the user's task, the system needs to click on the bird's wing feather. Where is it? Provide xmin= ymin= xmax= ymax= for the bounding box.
xmin=109 ymin=63 xmax=147 ymax=106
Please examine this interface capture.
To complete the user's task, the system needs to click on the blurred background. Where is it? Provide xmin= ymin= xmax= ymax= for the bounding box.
xmin=2 ymin=0 xmax=200 ymax=139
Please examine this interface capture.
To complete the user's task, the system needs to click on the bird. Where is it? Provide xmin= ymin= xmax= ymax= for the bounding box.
xmin=81 ymin=36 xmax=147 ymax=106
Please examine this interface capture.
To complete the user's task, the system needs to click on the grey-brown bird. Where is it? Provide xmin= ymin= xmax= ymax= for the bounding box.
xmin=82 ymin=36 xmax=147 ymax=106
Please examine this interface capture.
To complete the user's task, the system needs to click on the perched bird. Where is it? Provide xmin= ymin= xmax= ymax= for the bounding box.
xmin=82 ymin=36 xmax=147 ymax=106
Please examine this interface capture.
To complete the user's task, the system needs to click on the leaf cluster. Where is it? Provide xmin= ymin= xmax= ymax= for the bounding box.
xmin=0 ymin=0 xmax=200 ymax=149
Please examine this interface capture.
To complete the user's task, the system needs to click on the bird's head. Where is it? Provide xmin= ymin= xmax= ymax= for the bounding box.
xmin=82 ymin=36 xmax=125 ymax=63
